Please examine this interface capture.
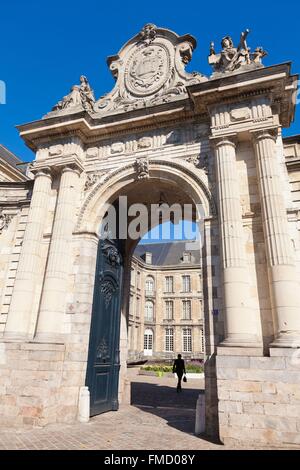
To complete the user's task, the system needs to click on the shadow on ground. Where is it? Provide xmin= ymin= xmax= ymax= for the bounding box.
xmin=131 ymin=381 xmax=204 ymax=435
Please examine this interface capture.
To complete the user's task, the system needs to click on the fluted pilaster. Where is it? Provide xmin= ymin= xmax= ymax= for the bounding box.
xmin=35 ymin=165 xmax=81 ymax=341
xmin=4 ymin=169 xmax=52 ymax=339
xmin=252 ymin=129 xmax=300 ymax=347
xmin=213 ymin=136 xmax=262 ymax=347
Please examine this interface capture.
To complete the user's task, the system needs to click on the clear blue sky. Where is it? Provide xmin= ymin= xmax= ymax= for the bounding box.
xmin=140 ymin=221 xmax=199 ymax=244
xmin=0 ymin=0 xmax=299 ymax=162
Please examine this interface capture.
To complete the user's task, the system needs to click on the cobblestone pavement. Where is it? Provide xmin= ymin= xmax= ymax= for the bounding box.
xmin=0 ymin=371 xmax=272 ymax=450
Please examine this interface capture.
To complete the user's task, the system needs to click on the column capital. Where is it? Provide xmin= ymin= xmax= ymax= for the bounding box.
xmin=31 ymin=166 xmax=53 ymax=180
xmin=209 ymin=134 xmax=237 ymax=149
xmin=250 ymin=127 xmax=279 ymax=143
xmin=53 ymin=158 xmax=84 ymax=176
xmin=61 ymin=164 xmax=82 ymax=177
xmin=31 ymin=156 xmax=84 ymax=177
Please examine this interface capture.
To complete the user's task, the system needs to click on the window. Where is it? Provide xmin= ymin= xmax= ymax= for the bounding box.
xmin=165 ymin=328 xmax=174 ymax=352
xmin=144 ymin=329 xmax=153 ymax=355
xmin=182 ymin=300 xmax=191 ymax=320
xmin=136 ymin=297 xmax=140 ymax=318
xmin=129 ymin=295 xmax=134 ymax=316
xmin=130 ymin=268 xmax=136 ymax=286
xmin=145 ymin=252 xmax=152 ymax=264
xmin=137 ymin=271 xmax=141 ymax=289
xmin=183 ymin=252 xmax=191 ymax=263
xmin=165 ymin=276 xmax=174 ymax=293
xmin=200 ymin=327 xmax=205 ymax=353
xmin=165 ymin=300 xmax=174 ymax=320
xmin=182 ymin=275 xmax=191 ymax=292
xmin=182 ymin=328 xmax=192 ymax=353
xmin=145 ymin=300 xmax=154 ymax=321
xmin=145 ymin=276 xmax=154 ymax=293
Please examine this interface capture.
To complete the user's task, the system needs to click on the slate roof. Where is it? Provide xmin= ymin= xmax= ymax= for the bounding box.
xmin=0 ymin=144 xmax=27 ymax=175
xmin=134 ymin=240 xmax=201 ymax=266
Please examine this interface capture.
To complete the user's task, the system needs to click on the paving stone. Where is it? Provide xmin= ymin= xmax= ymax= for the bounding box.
xmin=0 ymin=374 xmax=275 ymax=450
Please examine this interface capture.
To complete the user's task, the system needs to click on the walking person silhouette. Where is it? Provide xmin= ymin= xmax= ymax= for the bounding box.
xmin=172 ymin=354 xmax=186 ymax=392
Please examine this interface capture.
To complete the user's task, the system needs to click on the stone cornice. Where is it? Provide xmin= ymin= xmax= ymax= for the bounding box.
xmin=31 ymin=156 xmax=85 ymax=175
xmin=16 ymin=62 xmax=297 ymax=151
xmin=187 ymin=62 xmax=298 ymax=129
xmin=17 ymin=100 xmax=200 ymax=151
xmin=285 ymin=157 xmax=300 ymax=171
xmin=131 ymin=254 xmax=201 ymax=272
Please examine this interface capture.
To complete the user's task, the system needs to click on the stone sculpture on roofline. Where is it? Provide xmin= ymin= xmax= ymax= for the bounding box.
xmin=49 ymin=75 xmax=95 ymax=115
xmin=208 ymin=29 xmax=267 ymax=76
xmin=45 ymin=26 xmax=267 ymax=118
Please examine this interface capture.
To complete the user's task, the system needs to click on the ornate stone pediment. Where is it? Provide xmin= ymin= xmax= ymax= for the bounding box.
xmin=93 ymin=24 xmax=207 ymax=115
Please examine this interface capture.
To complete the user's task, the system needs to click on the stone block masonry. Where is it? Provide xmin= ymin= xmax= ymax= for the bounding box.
xmin=0 ymin=341 xmax=71 ymax=427
xmin=217 ymin=347 xmax=300 ymax=446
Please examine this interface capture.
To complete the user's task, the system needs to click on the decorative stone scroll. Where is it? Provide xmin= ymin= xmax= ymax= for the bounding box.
xmin=84 ymin=173 xmax=100 ymax=191
xmin=208 ymin=29 xmax=267 ymax=76
xmin=186 ymin=154 xmax=209 ymax=174
xmin=94 ymin=24 xmax=207 ymax=115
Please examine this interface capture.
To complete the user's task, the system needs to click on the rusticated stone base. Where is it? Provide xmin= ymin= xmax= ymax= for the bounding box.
xmin=0 ymin=339 xmax=128 ymax=427
xmin=0 ymin=340 xmax=78 ymax=427
xmin=216 ymin=347 xmax=300 ymax=447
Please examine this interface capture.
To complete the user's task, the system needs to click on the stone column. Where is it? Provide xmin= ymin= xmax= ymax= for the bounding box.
xmin=213 ymin=136 xmax=262 ymax=347
xmin=4 ymin=169 xmax=52 ymax=340
xmin=35 ymin=165 xmax=81 ymax=342
xmin=252 ymin=129 xmax=300 ymax=347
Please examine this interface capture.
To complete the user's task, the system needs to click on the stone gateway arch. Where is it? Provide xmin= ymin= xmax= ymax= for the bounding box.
xmin=0 ymin=24 xmax=300 ymax=446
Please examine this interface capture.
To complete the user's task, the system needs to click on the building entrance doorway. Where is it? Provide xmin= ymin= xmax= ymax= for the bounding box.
xmin=83 ymin=163 xmax=216 ymax=422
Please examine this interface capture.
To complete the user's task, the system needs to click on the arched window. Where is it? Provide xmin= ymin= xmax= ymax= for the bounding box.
xmin=145 ymin=276 xmax=154 ymax=293
xmin=144 ymin=328 xmax=153 ymax=356
xmin=145 ymin=300 xmax=154 ymax=321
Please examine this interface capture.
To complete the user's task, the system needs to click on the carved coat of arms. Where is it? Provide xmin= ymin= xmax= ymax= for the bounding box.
xmin=126 ymin=45 xmax=168 ymax=96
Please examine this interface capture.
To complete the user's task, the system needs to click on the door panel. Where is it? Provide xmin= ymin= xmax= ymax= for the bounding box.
xmin=86 ymin=239 xmax=123 ymax=416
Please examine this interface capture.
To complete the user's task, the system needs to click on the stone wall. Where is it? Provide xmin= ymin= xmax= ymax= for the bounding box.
xmin=0 ymin=341 xmax=66 ymax=427
xmin=0 ymin=183 xmax=31 ymax=334
xmin=217 ymin=347 xmax=300 ymax=446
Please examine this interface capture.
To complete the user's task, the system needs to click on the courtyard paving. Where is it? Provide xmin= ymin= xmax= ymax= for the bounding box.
xmin=0 ymin=370 xmax=280 ymax=450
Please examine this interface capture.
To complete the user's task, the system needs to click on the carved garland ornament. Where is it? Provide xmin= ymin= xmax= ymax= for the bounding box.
xmin=84 ymin=173 xmax=100 ymax=191
xmin=0 ymin=212 xmax=13 ymax=233
xmin=100 ymin=279 xmax=118 ymax=308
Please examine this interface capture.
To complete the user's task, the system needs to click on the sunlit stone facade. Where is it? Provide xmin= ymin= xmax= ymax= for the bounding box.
xmin=128 ymin=242 xmax=204 ymax=360
xmin=0 ymin=24 xmax=299 ymax=446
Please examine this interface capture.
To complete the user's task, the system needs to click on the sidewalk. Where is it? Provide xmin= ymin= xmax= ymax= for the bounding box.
xmin=0 ymin=373 xmax=273 ymax=450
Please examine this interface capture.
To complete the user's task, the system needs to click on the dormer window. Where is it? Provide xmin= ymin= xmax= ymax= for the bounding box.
xmin=183 ymin=252 xmax=191 ymax=263
xmin=145 ymin=252 xmax=152 ymax=264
